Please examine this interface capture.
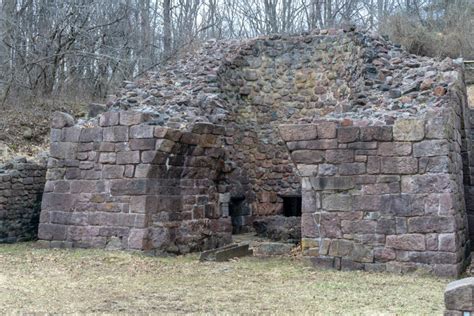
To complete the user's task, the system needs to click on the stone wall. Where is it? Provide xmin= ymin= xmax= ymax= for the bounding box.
xmin=37 ymin=29 xmax=473 ymax=274
xmin=464 ymin=108 xmax=474 ymax=244
xmin=0 ymin=158 xmax=46 ymax=243
xmin=280 ymin=101 xmax=471 ymax=276
xmin=217 ymin=32 xmax=364 ymax=222
xmin=38 ymin=112 xmax=231 ymax=253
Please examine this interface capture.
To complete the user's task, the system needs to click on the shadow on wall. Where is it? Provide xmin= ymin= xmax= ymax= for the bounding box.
xmin=0 ymin=157 xmax=47 ymax=243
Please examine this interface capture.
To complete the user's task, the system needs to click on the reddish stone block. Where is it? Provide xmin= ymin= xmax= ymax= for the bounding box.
xmin=380 ymin=157 xmax=418 ymax=174
xmin=386 ymin=234 xmax=426 ymax=251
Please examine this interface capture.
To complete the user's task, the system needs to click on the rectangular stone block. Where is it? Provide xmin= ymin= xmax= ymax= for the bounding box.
xmin=328 ymin=239 xmax=353 ymax=257
xmin=130 ymin=139 xmax=156 ymax=150
xmin=102 ymin=165 xmax=125 ymax=179
xmin=287 ymin=139 xmax=338 ymax=151
xmin=130 ymin=125 xmax=154 ymax=139
xmin=360 ymin=126 xmax=393 ymax=141
xmin=279 ymin=124 xmax=318 ymax=141
xmin=393 ymin=119 xmax=424 ymax=141
xmin=413 ymin=140 xmax=450 ymax=157
xmin=408 ymin=216 xmax=456 ymax=233
xmin=50 ymin=142 xmax=77 ymax=160
xmin=116 ymin=151 xmax=140 ymax=164
xmin=315 ymin=121 xmax=337 ymax=139
xmin=103 ymin=126 xmax=129 ymax=142
xmin=325 ymin=150 xmax=354 ymax=163
xmin=80 ymin=127 xmax=103 ymax=142
xmin=310 ymin=176 xmax=355 ymax=191
xmin=401 ymin=174 xmax=453 ymax=193
xmin=291 ymin=150 xmax=324 ymax=164
xmin=99 ymin=153 xmax=116 ymax=164
xmin=322 ymin=194 xmax=353 ymax=211
xmin=120 ymin=111 xmax=151 ymax=126
xmin=110 ymin=179 xmax=147 ymax=196
xmin=377 ymin=142 xmax=412 ymax=156
xmin=337 ymin=127 xmax=360 ymax=143
xmin=380 ymin=157 xmax=418 ymax=174
xmin=38 ymin=223 xmax=67 ymax=241
xmin=99 ymin=112 xmax=119 ymax=127
xmin=386 ymin=234 xmax=426 ymax=251
xmin=338 ymin=162 xmax=366 ymax=175
xmin=61 ymin=127 xmax=82 ymax=142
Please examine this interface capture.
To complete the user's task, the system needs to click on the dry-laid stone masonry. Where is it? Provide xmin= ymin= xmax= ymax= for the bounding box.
xmin=37 ymin=28 xmax=472 ymax=275
xmin=0 ymin=157 xmax=46 ymax=243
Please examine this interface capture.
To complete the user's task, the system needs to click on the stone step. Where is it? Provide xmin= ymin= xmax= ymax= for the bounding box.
xmin=199 ymin=243 xmax=253 ymax=262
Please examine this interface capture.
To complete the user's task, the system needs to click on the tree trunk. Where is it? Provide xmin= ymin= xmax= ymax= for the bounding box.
xmin=163 ymin=0 xmax=172 ymax=58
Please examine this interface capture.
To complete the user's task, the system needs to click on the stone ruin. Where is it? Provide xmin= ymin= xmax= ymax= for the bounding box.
xmin=0 ymin=158 xmax=46 ymax=243
xmin=29 ymin=28 xmax=473 ymax=276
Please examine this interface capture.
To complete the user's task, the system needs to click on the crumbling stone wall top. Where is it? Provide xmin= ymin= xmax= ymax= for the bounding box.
xmin=99 ymin=28 xmax=463 ymax=130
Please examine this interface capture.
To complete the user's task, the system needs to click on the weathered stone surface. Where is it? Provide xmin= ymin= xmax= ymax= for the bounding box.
xmin=386 ymin=234 xmax=426 ymax=251
xmin=253 ymin=216 xmax=301 ymax=242
xmin=0 ymin=159 xmax=46 ymax=243
xmin=413 ymin=140 xmax=450 ymax=157
xmin=291 ymin=150 xmax=324 ymax=164
xmin=393 ymin=119 xmax=424 ymax=141
xmin=35 ymin=30 xmax=471 ymax=277
xmin=253 ymin=242 xmax=294 ymax=256
xmin=445 ymin=278 xmax=474 ymax=311
xmin=407 ymin=216 xmax=456 ymax=233
xmin=51 ymin=112 xmax=74 ymax=129
xmin=380 ymin=157 xmax=418 ymax=174
xmin=279 ymin=125 xmax=317 ymax=141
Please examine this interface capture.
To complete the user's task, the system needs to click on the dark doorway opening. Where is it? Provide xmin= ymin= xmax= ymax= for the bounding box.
xmin=282 ymin=196 xmax=302 ymax=217
xmin=229 ymin=197 xmax=249 ymax=234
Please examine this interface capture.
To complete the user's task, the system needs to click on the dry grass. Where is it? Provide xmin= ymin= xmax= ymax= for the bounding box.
xmin=0 ymin=243 xmax=449 ymax=314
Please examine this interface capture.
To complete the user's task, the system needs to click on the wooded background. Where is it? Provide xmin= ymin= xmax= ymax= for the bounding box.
xmin=0 ymin=0 xmax=472 ymax=103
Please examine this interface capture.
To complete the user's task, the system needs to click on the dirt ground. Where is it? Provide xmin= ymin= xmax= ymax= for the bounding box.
xmin=0 ymin=98 xmax=87 ymax=163
xmin=0 ymin=243 xmax=449 ymax=314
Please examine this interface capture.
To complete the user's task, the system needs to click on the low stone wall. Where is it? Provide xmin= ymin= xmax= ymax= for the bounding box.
xmin=0 ymin=158 xmax=46 ymax=243
xmin=444 ymin=277 xmax=474 ymax=315
xmin=280 ymin=109 xmax=470 ymax=276
xmin=38 ymin=111 xmax=231 ymax=253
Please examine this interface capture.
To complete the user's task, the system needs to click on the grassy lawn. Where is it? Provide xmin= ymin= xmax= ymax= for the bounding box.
xmin=0 ymin=243 xmax=449 ymax=314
